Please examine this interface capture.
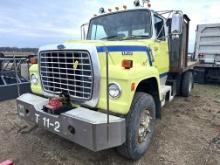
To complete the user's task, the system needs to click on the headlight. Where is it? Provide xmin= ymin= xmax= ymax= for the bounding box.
xmin=108 ymin=83 xmax=121 ymax=98
xmin=31 ymin=74 xmax=38 ymax=85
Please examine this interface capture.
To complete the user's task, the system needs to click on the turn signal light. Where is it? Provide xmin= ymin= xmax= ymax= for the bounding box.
xmin=122 ymin=60 xmax=133 ymax=69
xmin=108 ymin=8 xmax=112 ymax=12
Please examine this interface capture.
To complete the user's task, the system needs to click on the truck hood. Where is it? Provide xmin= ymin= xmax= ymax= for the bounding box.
xmin=38 ymin=39 xmax=152 ymax=52
xmin=65 ymin=39 xmax=151 ymax=50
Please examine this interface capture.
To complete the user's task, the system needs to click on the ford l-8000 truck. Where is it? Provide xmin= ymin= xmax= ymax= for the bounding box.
xmin=17 ymin=1 xmax=196 ymax=160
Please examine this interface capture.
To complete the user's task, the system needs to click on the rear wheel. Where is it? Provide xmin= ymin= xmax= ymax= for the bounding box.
xmin=117 ymin=92 xmax=156 ymax=160
xmin=181 ymin=71 xmax=193 ymax=97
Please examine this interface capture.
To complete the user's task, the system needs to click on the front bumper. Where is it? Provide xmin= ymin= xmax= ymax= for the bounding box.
xmin=17 ymin=93 xmax=126 ymax=151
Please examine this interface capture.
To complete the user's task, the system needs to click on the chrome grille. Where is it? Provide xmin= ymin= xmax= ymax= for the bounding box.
xmin=39 ymin=50 xmax=93 ymax=100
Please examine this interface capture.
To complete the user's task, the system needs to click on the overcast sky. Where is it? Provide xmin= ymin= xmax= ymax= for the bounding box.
xmin=0 ymin=0 xmax=220 ymax=52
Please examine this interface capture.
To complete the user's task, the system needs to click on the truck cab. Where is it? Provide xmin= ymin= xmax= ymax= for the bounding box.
xmin=87 ymin=8 xmax=169 ymax=74
xmin=17 ymin=2 xmax=195 ymax=160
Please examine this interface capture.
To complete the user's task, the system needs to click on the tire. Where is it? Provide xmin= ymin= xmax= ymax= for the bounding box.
xmin=181 ymin=71 xmax=193 ymax=97
xmin=117 ymin=92 xmax=156 ymax=160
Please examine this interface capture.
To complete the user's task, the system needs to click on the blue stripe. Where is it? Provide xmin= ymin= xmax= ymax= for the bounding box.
xmin=97 ymin=45 xmax=148 ymax=52
xmin=159 ymin=72 xmax=168 ymax=78
xmin=96 ymin=45 xmax=152 ymax=66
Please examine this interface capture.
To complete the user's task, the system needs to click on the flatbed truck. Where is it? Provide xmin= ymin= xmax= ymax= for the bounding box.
xmin=194 ymin=23 xmax=220 ymax=83
xmin=17 ymin=1 xmax=197 ymax=160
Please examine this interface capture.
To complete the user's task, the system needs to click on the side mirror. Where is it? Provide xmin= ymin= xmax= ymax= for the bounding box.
xmin=171 ymin=12 xmax=183 ymax=35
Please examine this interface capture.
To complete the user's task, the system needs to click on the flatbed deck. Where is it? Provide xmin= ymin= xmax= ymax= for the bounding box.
xmin=170 ymin=61 xmax=199 ymax=73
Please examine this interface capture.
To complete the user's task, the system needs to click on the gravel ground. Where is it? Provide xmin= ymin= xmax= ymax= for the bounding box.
xmin=0 ymin=84 xmax=219 ymax=165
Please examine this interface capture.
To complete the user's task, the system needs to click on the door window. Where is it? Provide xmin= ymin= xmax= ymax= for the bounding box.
xmin=154 ymin=15 xmax=165 ymax=40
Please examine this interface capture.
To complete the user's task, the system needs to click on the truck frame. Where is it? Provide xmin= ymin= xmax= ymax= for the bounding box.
xmin=16 ymin=2 xmax=196 ymax=160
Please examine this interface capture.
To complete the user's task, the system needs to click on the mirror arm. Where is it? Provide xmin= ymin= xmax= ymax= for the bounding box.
xmin=80 ymin=23 xmax=89 ymax=40
xmin=155 ymin=35 xmax=167 ymax=41
xmin=155 ymin=11 xmax=172 ymax=40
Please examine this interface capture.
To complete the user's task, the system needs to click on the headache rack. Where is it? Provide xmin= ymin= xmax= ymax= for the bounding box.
xmin=0 ymin=54 xmax=31 ymax=101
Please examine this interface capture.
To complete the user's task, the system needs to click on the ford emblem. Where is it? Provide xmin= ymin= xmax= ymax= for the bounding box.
xmin=57 ymin=44 xmax=65 ymax=50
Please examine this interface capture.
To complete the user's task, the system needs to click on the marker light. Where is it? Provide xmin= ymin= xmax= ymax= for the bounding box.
xmin=122 ymin=60 xmax=133 ymax=69
xmin=131 ymin=83 xmax=136 ymax=91
xmin=123 ymin=5 xmax=127 ymax=10
xmin=134 ymin=0 xmax=141 ymax=7
xmin=115 ymin=7 xmax=119 ymax=11
xmin=99 ymin=7 xmax=105 ymax=14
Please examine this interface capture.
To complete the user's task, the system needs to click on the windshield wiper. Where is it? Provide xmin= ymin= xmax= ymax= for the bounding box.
xmin=124 ymin=35 xmax=149 ymax=40
xmin=100 ymin=35 xmax=122 ymax=40
xmin=100 ymin=34 xmax=148 ymax=41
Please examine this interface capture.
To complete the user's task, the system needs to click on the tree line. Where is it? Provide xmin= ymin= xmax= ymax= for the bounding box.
xmin=0 ymin=47 xmax=38 ymax=53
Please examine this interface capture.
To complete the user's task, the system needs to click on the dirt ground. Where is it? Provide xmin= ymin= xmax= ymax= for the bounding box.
xmin=0 ymin=84 xmax=220 ymax=165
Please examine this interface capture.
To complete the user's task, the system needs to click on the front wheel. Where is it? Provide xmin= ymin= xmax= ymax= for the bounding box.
xmin=117 ymin=92 xmax=156 ymax=160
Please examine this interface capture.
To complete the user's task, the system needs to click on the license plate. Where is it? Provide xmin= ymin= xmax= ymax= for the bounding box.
xmin=34 ymin=113 xmax=61 ymax=133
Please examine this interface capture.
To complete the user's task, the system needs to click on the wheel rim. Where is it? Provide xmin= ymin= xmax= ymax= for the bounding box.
xmin=138 ymin=109 xmax=152 ymax=144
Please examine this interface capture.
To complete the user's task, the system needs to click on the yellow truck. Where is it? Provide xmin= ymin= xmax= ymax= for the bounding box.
xmin=17 ymin=1 xmax=196 ymax=160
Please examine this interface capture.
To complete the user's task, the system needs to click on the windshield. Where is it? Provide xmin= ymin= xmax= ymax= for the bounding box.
xmin=87 ymin=10 xmax=152 ymax=40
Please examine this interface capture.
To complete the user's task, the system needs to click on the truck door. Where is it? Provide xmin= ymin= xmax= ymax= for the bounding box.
xmin=152 ymin=14 xmax=169 ymax=75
